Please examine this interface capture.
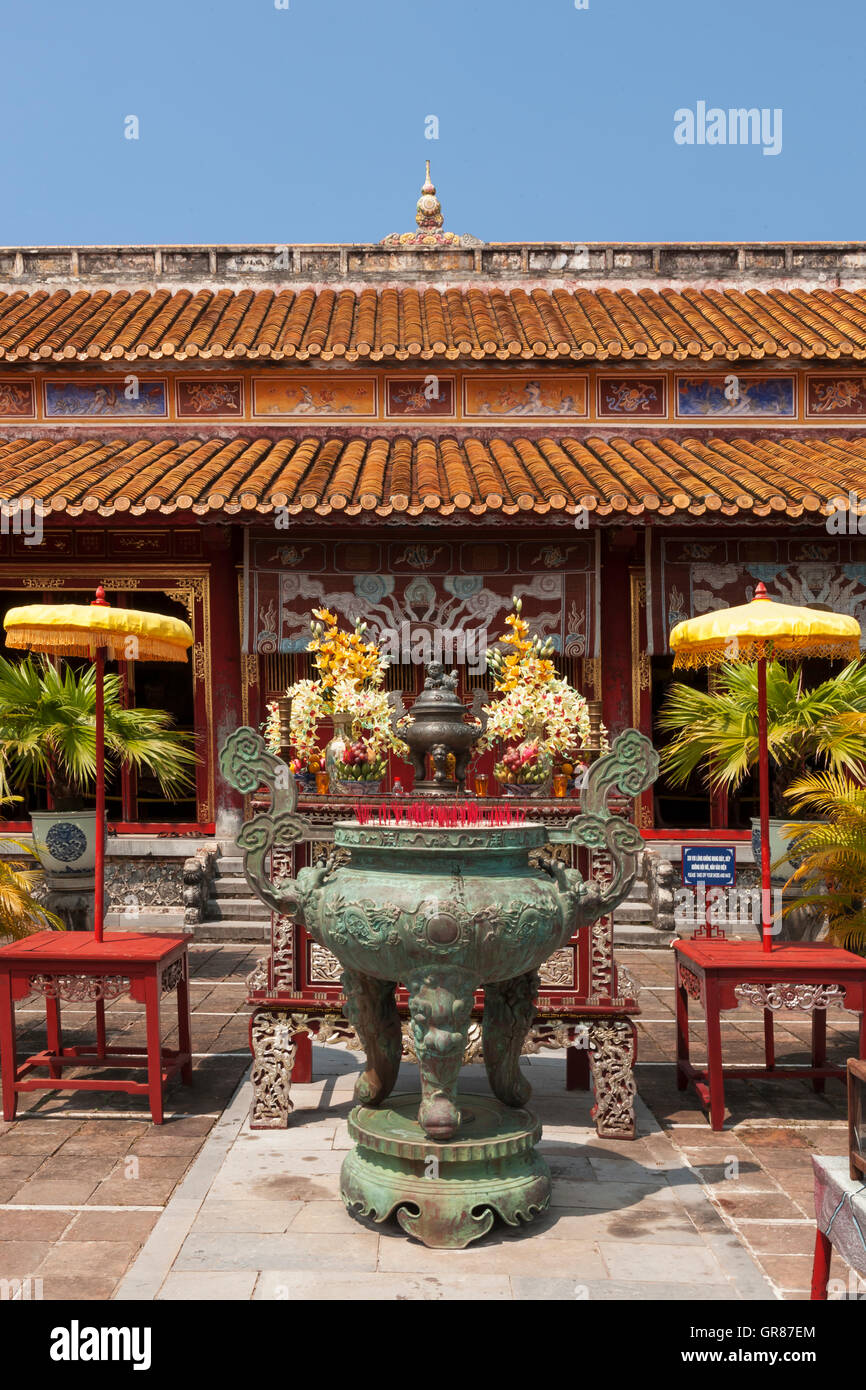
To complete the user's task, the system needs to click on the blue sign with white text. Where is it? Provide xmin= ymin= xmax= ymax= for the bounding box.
xmin=682 ymin=846 xmax=736 ymax=887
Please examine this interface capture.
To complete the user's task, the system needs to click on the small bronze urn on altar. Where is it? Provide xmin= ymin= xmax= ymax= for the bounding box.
xmin=393 ymin=662 xmax=486 ymax=794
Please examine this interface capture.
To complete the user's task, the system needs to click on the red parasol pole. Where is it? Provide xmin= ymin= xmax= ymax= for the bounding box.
xmin=92 ymin=586 xmax=109 ymax=944
xmin=756 ymin=653 xmax=773 ymax=953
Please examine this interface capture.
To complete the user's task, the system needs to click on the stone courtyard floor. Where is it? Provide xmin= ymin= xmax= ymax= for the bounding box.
xmin=0 ymin=944 xmax=862 ymax=1301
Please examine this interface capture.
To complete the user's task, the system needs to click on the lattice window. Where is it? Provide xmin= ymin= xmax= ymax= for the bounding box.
xmin=554 ymin=654 xmax=583 ymax=690
xmin=385 ymin=661 xmax=417 ymax=695
xmin=262 ymin=652 xmax=311 ymax=697
xmin=465 ymin=667 xmax=494 ymax=693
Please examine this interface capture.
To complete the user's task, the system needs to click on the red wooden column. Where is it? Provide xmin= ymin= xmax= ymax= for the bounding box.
xmin=204 ymin=526 xmax=245 ymax=839
xmin=599 ymin=533 xmax=634 ymax=741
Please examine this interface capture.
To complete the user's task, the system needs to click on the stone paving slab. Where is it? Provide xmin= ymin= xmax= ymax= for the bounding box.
xmin=0 ymin=943 xmax=265 ymax=1301
xmin=116 ymin=1053 xmax=775 ymax=1302
xmin=3 ymin=943 xmax=865 ymax=1300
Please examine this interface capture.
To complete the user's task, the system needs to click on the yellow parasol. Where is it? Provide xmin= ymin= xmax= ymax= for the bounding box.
xmin=4 ymin=586 xmax=192 ymax=942
xmin=670 ymin=582 xmax=861 ymax=951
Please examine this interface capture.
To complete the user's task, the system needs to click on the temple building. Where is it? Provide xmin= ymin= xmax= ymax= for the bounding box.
xmin=2 ymin=164 xmax=866 ymax=868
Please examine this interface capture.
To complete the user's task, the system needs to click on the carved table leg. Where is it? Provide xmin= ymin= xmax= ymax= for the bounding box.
xmin=587 ymin=1017 xmax=637 ymax=1140
xmin=406 ymin=966 xmax=474 ymax=1141
xmin=341 ymin=969 xmax=402 ymax=1107
xmin=482 ymin=970 xmax=539 ymax=1107
xmin=249 ymin=1008 xmax=300 ymax=1129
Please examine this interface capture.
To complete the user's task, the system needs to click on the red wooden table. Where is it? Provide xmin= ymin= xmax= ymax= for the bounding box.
xmin=0 ymin=932 xmax=192 ymax=1125
xmin=674 ymin=939 xmax=866 ymax=1131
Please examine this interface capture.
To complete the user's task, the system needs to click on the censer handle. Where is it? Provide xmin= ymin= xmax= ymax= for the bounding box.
xmin=218 ymin=726 xmax=311 ymax=918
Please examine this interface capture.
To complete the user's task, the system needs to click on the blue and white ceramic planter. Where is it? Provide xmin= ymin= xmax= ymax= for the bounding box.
xmin=750 ymin=816 xmax=797 ymax=883
xmin=30 ymin=810 xmax=103 ymax=875
xmin=334 ymin=779 xmax=383 ymax=797
xmin=749 ymin=815 xmax=824 ymax=941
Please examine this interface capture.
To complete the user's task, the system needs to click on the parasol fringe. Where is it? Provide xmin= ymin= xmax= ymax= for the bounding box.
xmin=672 ymin=636 xmax=862 ymax=670
xmin=5 ymin=628 xmax=189 ymax=663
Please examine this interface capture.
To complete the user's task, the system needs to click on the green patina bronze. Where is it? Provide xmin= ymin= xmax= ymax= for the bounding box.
xmin=220 ymin=725 xmax=658 ymax=1248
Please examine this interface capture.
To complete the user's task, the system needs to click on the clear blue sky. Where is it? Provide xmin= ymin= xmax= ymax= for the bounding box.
xmin=0 ymin=0 xmax=861 ymax=246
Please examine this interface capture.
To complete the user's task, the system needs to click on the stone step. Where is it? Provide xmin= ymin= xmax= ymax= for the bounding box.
xmin=613 ymin=921 xmax=674 ymax=949
xmin=205 ymin=898 xmax=270 ymax=921
xmin=627 ymin=881 xmax=650 ymax=902
xmin=104 ymin=912 xmax=187 ymax=934
xmin=193 ymin=920 xmax=269 ymax=943
xmin=613 ymin=900 xmax=654 ymax=924
xmin=212 ymin=876 xmax=257 ymax=897
xmin=217 ymin=857 xmax=244 ymax=875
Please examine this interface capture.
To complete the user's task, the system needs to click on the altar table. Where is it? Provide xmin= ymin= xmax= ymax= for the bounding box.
xmin=674 ymin=938 xmax=866 ymax=1131
xmin=0 ymin=931 xmax=192 ymax=1125
xmin=245 ymin=793 xmax=642 ymax=1140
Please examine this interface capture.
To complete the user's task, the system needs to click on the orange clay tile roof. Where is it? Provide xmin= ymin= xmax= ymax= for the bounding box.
xmin=2 ymin=433 xmax=864 ymax=519
xmin=3 ymin=285 xmax=866 ymax=362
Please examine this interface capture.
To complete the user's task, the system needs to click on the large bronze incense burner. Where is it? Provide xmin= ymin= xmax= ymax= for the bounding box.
xmin=220 ymin=725 xmax=657 ymax=1248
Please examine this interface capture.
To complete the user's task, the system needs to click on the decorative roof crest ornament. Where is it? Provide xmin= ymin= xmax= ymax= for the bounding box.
xmin=380 ymin=161 xmax=482 ymax=249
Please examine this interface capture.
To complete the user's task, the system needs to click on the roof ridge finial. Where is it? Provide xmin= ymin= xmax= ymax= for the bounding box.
xmin=379 ymin=163 xmax=481 ymax=250
xmin=416 ymin=160 xmax=443 ymax=232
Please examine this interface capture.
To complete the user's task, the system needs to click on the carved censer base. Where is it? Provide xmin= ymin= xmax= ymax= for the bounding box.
xmin=341 ymin=1092 xmax=550 ymax=1249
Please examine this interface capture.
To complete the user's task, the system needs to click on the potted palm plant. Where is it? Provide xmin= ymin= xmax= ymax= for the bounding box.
xmin=0 ymin=833 xmax=64 ymax=939
xmin=782 ymin=773 xmax=866 ymax=955
xmin=0 ymin=654 xmax=197 ymax=875
xmin=657 ymin=659 xmax=866 ymax=937
xmin=659 ymin=659 xmax=866 ymax=860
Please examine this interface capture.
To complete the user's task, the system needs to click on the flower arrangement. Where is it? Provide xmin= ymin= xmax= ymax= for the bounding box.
xmin=264 ymin=610 xmax=406 ymax=784
xmin=307 ymin=609 xmax=389 ymax=705
xmin=262 ymin=700 xmax=281 ymax=754
xmin=478 ymin=598 xmax=590 ymax=790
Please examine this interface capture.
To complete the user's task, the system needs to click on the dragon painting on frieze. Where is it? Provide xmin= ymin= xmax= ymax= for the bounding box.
xmin=647 ymin=533 xmax=866 ymax=655
xmin=243 ymin=534 xmax=598 ymax=662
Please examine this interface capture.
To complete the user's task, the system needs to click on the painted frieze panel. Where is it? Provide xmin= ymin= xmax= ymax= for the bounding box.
xmin=254 ymin=540 xmax=326 ymax=571
xmin=463 ymin=374 xmax=588 ymax=418
xmin=252 ymin=376 xmax=377 ymax=417
xmin=173 ymin=530 xmax=205 ymax=558
xmin=0 ymin=381 xmax=36 ymax=416
xmin=675 ymin=373 xmax=796 ymax=418
xmin=72 ymin=531 xmax=106 ymax=557
xmin=459 ymin=542 xmax=509 ymax=573
xmin=44 ymin=377 xmax=167 ymax=418
xmin=806 ymin=375 xmax=866 ymax=417
xmin=385 ymin=376 xmax=455 ymax=416
xmin=388 ymin=542 xmax=453 ymax=572
xmin=518 ymin=539 xmax=592 ymax=572
xmin=10 ymin=364 xmax=866 ymax=423
xmin=332 ymin=541 xmax=383 ymax=573
xmin=176 ymin=379 xmax=243 ymax=417
xmin=9 ymin=531 xmax=74 ymax=557
xmin=597 ymin=376 xmax=666 ymax=417
xmin=109 ymin=532 xmax=174 ymax=558
xmin=0 ymin=529 xmax=203 ymax=562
